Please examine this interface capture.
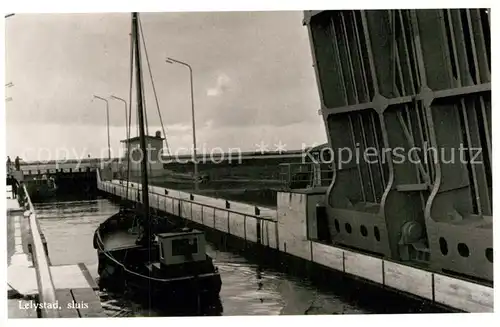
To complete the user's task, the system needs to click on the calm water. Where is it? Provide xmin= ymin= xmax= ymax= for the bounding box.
xmin=34 ymin=197 xmax=441 ymax=316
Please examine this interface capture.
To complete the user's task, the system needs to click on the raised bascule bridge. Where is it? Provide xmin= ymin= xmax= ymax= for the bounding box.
xmin=7 ymin=9 xmax=492 ymax=317
xmin=304 ymin=9 xmax=492 ymax=285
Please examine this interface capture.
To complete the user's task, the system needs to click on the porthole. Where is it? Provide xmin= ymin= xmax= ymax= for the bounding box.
xmin=485 ymin=248 xmax=493 ymax=263
xmin=334 ymin=219 xmax=340 ymax=233
xmin=374 ymin=226 xmax=380 ymax=241
xmin=360 ymin=225 xmax=368 ymax=237
xmin=457 ymin=243 xmax=470 ymax=257
xmin=345 ymin=223 xmax=352 ymax=234
xmin=439 ymin=237 xmax=448 ymax=255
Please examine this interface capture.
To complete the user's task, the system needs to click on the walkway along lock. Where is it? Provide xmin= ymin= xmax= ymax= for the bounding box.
xmin=23 ymin=185 xmax=60 ymax=318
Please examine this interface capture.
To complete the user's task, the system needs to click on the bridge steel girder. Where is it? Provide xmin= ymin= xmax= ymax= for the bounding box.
xmin=305 ymin=9 xmax=492 ymax=282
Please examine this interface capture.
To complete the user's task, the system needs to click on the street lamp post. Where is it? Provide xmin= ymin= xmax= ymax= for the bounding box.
xmin=166 ymin=57 xmax=199 ymax=190
xmin=110 ymin=95 xmax=129 ymax=181
xmin=110 ymin=95 xmax=129 ymax=140
xmin=93 ymin=95 xmax=111 ymax=159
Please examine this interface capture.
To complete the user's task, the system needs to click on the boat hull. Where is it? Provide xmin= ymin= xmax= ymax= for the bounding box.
xmin=93 ymin=210 xmax=222 ymax=309
xmin=97 ymin=251 xmax=222 ymax=301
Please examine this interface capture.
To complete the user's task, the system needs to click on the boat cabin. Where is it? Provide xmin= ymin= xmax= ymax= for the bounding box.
xmin=157 ymin=229 xmax=207 ymax=266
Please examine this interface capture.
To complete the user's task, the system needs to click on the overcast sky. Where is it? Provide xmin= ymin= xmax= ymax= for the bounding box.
xmin=5 ymin=11 xmax=326 ymax=161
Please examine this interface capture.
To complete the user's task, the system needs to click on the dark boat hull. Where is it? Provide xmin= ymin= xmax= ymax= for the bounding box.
xmin=97 ymin=252 xmax=221 ymax=305
xmin=93 ymin=210 xmax=222 ymax=309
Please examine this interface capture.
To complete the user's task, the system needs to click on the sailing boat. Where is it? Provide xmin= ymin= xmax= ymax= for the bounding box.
xmin=93 ymin=13 xmax=222 ymax=309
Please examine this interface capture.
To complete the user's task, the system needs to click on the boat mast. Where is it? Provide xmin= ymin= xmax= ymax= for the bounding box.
xmin=132 ymin=12 xmax=151 ymax=243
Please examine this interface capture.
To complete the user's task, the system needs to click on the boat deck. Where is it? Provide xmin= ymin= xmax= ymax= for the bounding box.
xmin=102 ymin=230 xmax=139 ymax=251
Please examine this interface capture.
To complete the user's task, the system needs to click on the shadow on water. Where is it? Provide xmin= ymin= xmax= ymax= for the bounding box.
xmin=98 ymin=291 xmax=224 ymax=317
xmin=33 ymin=192 xmax=98 ymax=204
xmin=224 ymin=251 xmax=451 ymax=315
xmin=199 ymin=227 xmax=452 ymax=315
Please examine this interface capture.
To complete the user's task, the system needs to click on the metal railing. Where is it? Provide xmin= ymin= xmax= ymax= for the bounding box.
xmin=98 ymin=168 xmax=273 ymax=220
xmin=104 ymin=180 xmax=275 ymax=222
xmin=101 ymin=180 xmax=278 ymax=246
xmin=279 ymin=163 xmax=333 ymax=189
xmin=23 ymin=185 xmax=60 ymax=318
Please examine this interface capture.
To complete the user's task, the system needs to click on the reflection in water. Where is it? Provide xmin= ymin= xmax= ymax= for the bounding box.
xmin=98 ymin=291 xmax=224 ymax=317
xmin=34 ymin=197 xmax=441 ymax=316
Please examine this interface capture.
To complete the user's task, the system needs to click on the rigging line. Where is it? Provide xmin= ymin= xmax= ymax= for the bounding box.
xmin=142 ymin=74 xmax=149 ymax=136
xmin=135 ymin=69 xmax=139 ymax=138
xmin=133 ymin=17 xmax=152 ymax=186
xmin=138 ymin=16 xmax=159 ymax=184
xmin=136 ymin=19 xmax=150 ymax=162
xmin=141 ymin=78 xmax=153 ymax=185
xmin=141 ymin=82 xmax=153 ymax=185
xmin=126 ymin=24 xmax=135 ymax=198
xmin=138 ymin=15 xmax=172 ymax=157
xmin=123 ymin=21 xmax=135 ymax=265
xmin=136 ymin=102 xmax=139 ymax=138
xmin=137 ymin=23 xmax=149 ymax=139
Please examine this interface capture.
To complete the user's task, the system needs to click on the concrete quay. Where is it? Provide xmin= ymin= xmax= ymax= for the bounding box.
xmin=98 ymin=173 xmax=494 ymax=313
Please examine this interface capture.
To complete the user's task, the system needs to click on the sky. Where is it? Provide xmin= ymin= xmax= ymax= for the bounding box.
xmin=5 ymin=11 xmax=327 ymax=161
